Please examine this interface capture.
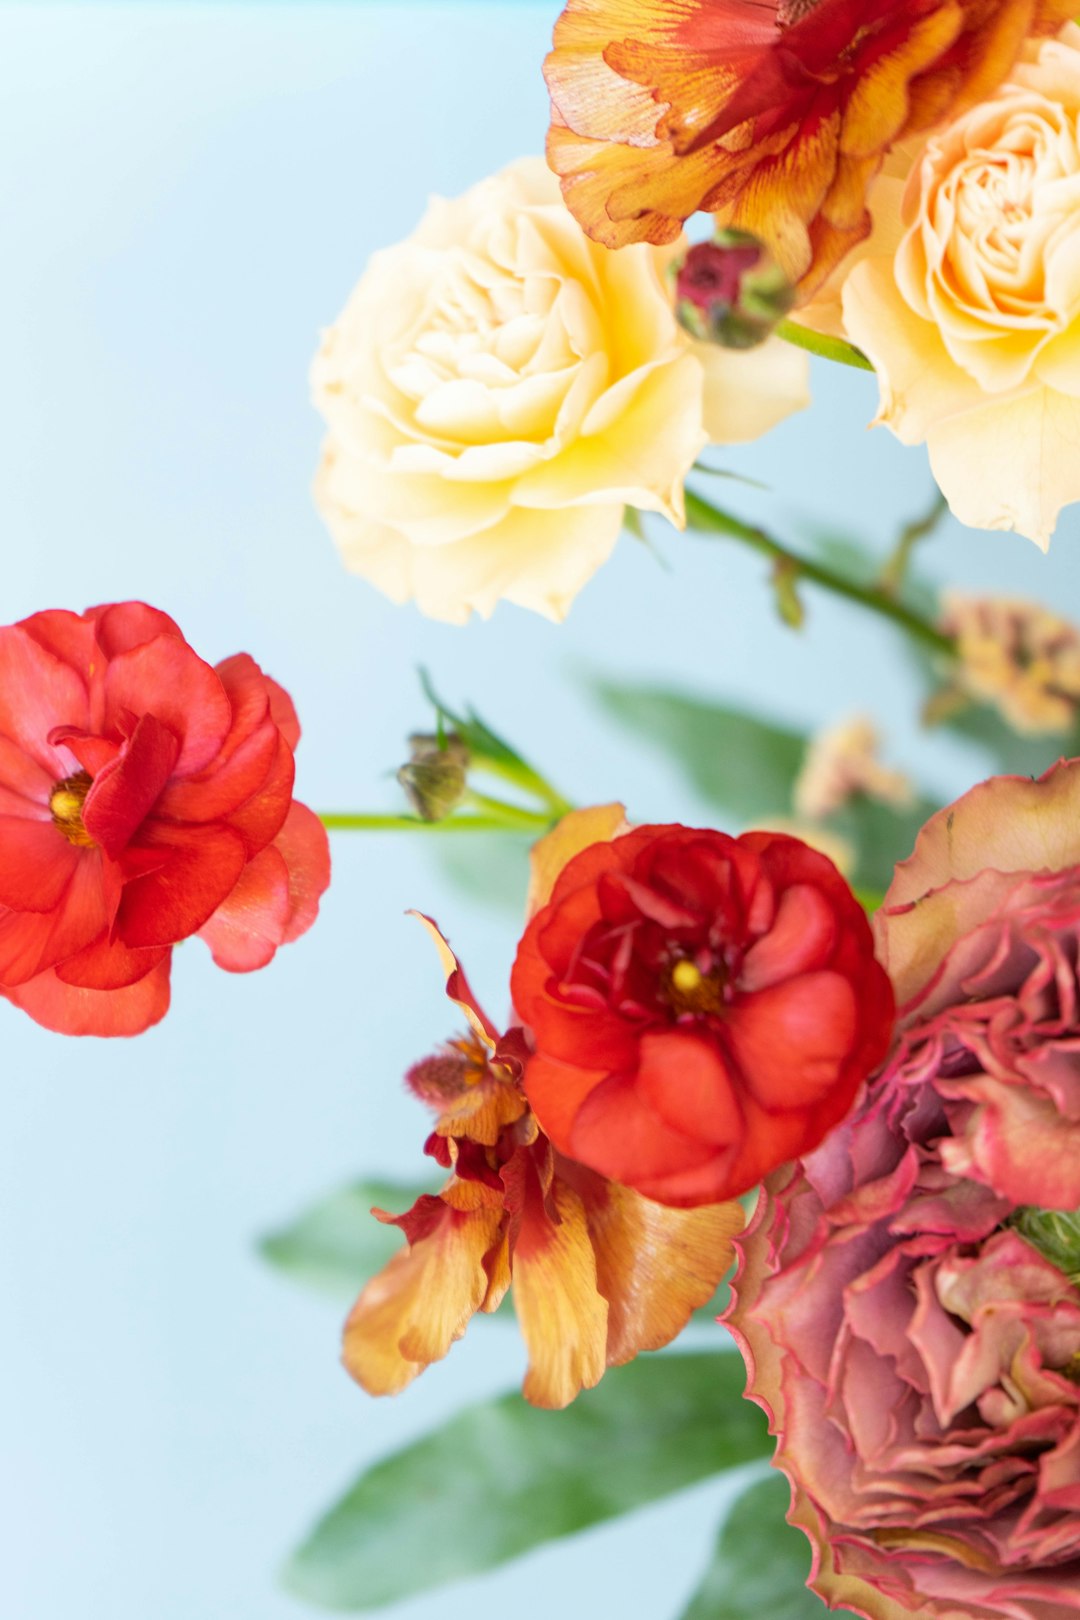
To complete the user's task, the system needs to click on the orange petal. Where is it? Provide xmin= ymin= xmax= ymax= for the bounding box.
xmin=525 ymin=803 xmax=629 ymax=920
xmin=408 ymin=910 xmax=498 ymax=1049
xmin=569 ymin=1160 xmax=745 ymax=1364
xmin=342 ymin=1195 xmax=504 ymax=1395
xmin=505 ymin=1151 xmax=608 ymax=1409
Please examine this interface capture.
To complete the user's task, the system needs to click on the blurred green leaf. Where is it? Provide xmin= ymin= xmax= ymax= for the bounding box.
xmin=285 ymin=1352 xmax=770 ymax=1612
xmin=825 ymin=792 xmax=940 ymax=895
xmin=590 ymin=682 xmax=805 ymax=822
xmin=429 ymin=831 xmax=533 ymax=917
xmin=679 ymin=1473 xmax=860 ymax=1620
xmin=259 ymin=1179 xmax=437 ymax=1302
xmin=933 ymin=701 xmax=1080 ymax=780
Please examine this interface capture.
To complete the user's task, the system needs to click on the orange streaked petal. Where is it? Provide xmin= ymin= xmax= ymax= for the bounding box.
xmin=526 ymin=803 xmax=629 ymax=920
xmin=342 ymin=1196 xmax=505 ymax=1395
xmin=409 ymin=910 xmax=499 ymax=1049
xmin=567 ymin=1160 xmax=745 ymax=1363
xmin=505 ymin=1152 xmax=608 ymax=1410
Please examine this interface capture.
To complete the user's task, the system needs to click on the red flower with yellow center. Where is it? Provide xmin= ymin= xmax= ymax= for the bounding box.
xmin=512 ymin=822 xmax=894 ymax=1207
xmin=545 ymin=0 xmax=1075 ymax=293
xmin=343 ymin=822 xmax=745 ymax=1411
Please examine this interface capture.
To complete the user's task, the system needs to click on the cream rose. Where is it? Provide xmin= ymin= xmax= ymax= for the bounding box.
xmin=310 ymin=158 xmax=809 ymax=624
xmin=837 ymin=27 xmax=1080 ymax=549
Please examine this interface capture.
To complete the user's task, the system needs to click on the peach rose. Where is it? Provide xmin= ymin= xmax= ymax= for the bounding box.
xmin=311 ymin=158 xmax=808 ymax=624
xmin=836 ymin=27 xmax=1080 ymax=548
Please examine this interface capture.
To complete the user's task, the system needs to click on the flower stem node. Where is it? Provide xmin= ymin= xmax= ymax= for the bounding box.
xmin=673 ymin=232 xmax=795 ymax=350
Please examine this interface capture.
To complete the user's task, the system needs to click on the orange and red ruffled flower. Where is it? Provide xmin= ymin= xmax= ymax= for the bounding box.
xmin=343 ymin=910 xmax=744 ymax=1410
xmin=544 ymin=0 xmax=1075 ymax=293
xmin=512 ymin=822 xmax=894 ymax=1208
xmin=0 ymin=602 xmax=330 ymax=1036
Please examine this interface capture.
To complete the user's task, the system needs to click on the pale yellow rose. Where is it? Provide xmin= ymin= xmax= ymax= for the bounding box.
xmin=834 ymin=27 xmax=1080 ymax=549
xmin=310 ymin=158 xmax=809 ymax=624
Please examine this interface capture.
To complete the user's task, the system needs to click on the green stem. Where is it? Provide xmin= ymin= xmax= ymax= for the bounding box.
xmin=878 ymin=490 xmax=949 ymax=598
xmin=684 ymin=490 xmax=956 ymax=658
xmin=320 ymin=810 xmax=553 ymax=834
xmin=774 ymin=318 xmax=874 ymax=372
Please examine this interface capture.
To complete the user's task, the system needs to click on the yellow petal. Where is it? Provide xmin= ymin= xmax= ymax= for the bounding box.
xmin=343 ymin=1197 xmax=504 ymax=1395
xmin=408 ymin=912 xmax=498 ymax=1050
xmin=509 ymin=1166 xmax=608 ymax=1409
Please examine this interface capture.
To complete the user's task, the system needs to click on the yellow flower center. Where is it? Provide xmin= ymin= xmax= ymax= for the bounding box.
xmin=49 ymin=770 xmax=95 ymax=847
xmin=666 ymin=957 xmax=725 ymax=1017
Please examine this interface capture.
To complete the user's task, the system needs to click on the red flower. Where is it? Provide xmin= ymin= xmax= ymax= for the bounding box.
xmin=511 ymin=823 xmax=893 ymax=1207
xmin=0 ymin=602 xmax=330 ymax=1036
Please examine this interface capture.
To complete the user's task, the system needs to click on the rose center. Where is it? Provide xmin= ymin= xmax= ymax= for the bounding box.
xmin=49 ymin=770 xmax=95 ymax=848
xmin=665 ymin=957 xmax=726 ymax=1018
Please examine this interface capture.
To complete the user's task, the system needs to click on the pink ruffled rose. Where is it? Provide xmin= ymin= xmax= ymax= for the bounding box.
xmin=728 ymin=760 xmax=1080 ymax=1620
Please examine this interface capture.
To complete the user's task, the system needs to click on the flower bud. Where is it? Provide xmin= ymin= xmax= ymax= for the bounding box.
xmin=673 ymin=232 xmax=795 ymax=349
xmin=1012 ymin=1205 xmax=1080 ymax=1283
xmin=398 ymin=733 xmax=470 ymax=822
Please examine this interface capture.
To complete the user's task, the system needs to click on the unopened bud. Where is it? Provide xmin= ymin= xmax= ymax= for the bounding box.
xmin=398 ymin=732 xmax=470 ymax=822
xmin=673 ymin=231 xmax=795 ymax=349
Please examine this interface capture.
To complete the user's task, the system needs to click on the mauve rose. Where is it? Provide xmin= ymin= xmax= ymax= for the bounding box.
xmin=729 ymin=762 xmax=1080 ymax=1620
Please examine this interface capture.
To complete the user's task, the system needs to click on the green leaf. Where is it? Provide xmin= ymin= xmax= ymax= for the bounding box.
xmin=590 ymin=681 xmax=806 ymax=823
xmin=935 ymin=701 xmax=1080 ymax=780
xmin=259 ymin=1179 xmax=438 ymax=1302
xmin=679 ymin=1473 xmax=860 ymax=1620
xmin=285 ymin=1351 xmax=770 ymax=1612
xmin=825 ymin=792 xmax=941 ymax=895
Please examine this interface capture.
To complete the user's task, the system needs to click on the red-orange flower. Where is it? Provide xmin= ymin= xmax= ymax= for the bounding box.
xmin=343 ymin=912 xmax=743 ymax=1409
xmin=545 ymin=0 xmax=1075 ymax=293
xmin=0 ymin=602 xmax=329 ymax=1036
xmin=511 ymin=823 xmax=894 ymax=1207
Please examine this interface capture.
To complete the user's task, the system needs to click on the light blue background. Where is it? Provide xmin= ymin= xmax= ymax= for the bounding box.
xmin=1 ymin=6 xmax=1078 ymax=1619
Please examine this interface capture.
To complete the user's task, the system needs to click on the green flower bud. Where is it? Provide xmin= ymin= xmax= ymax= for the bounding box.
xmin=673 ymin=231 xmax=795 ymax=350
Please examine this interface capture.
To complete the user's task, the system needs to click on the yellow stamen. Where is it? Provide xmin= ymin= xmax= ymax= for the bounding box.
xmin=49 ymin=770 xmax=95 ymax=847
xmin=666 ymin=957 xmax=725 ymax=1017
xmin=671 ymin=960 xmax=704 ymax=995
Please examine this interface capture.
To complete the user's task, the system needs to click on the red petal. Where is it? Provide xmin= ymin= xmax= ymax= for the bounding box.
xmin=0 ymin=816 xmax=81 ymax=911
xmin=48 ymin=728 xmax=119 ymax=778
xmin=86 ymin=602 xmax=184 ymax=657
xmin=19 ymin=609 xmax=96 ymax=675
xmin=739 ymin=882 xmax=838 ymax=991
xmin=569 ymin=1068 xmax=715 ymax=1187
xmin=729 ymin=971 xmax=858 ymax=1109
xmin=224 ymin=732 xmax=295 ymax=854
xmin=54 ymin=931 xmax=169 ymax=990
xmin=198 ymin=844 xmax=291 ymax=971
xmin=4 ymin=957 xmax=171 ymax=1036
xmin=211 ymin=654 xmax=271 ymax=758
xmin=156 ymin=722 xmax=282 ymax=841
xmin=104 ymin=637 xmax=231 ymax=776
xmin=273 ymin=802 xmax=330 ymax=943
xmin=0 ymin=732 xmax=52 ymax=813
xmin=0 ymin=849 xmax=113 ymax=984
xmin=264 ymin=676 xmax=300 ymax=749
xmin=0 ymin=625 xmax=90 ymax=777
xmin=81 ymin=713 xmax=181 ymax=858
xmin=115 ymin=823 xmax=248 ymax=948
xmin=637 ymin=1028 xmax=743 ymax=1147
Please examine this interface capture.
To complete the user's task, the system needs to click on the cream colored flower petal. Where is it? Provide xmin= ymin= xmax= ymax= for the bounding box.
xmin=1036 ymin=317 xmax=1080 ymax=401
xmin=926 ymin=383 xmax=1080 ymax=548
xmin=696 ymin=336 xmax=811 ymax=446
xmin=512 ymin=353 xmax=704 ymax=520
xmin=376 ymin=502 xmax=625 ymax=623
xmin=319 ymin=440 xmax=513 ymax=546
xmin=842 ymin=259 xmax=987 ymax=442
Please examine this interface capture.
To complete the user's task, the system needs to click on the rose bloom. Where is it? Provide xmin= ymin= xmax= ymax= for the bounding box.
xmin=0 ymin=602 xmax=330 ymax=1036
xmin=941 ymin=592 xmax=1080 ymax=735
xmin=837 ymin=27 xmax=1080 ymax=547
xmin=544 ymin=0 xmax=1073 ymax=294
xmin=729 ymin=760 xmax=1080 ymax=1620
xmin=344 ymin=833 xmax=743 ymax=1411
xmin=511 ymin=821 xmax=894 ymax=1208
xmin=310 ymin=157 xmax=807 ymax=625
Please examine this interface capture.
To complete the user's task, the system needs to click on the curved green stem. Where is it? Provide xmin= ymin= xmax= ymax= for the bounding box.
xmin=684 ymin=490 xmax=956 ymax=659
xmin=774 ymin=318 xmax=875 ymax=372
